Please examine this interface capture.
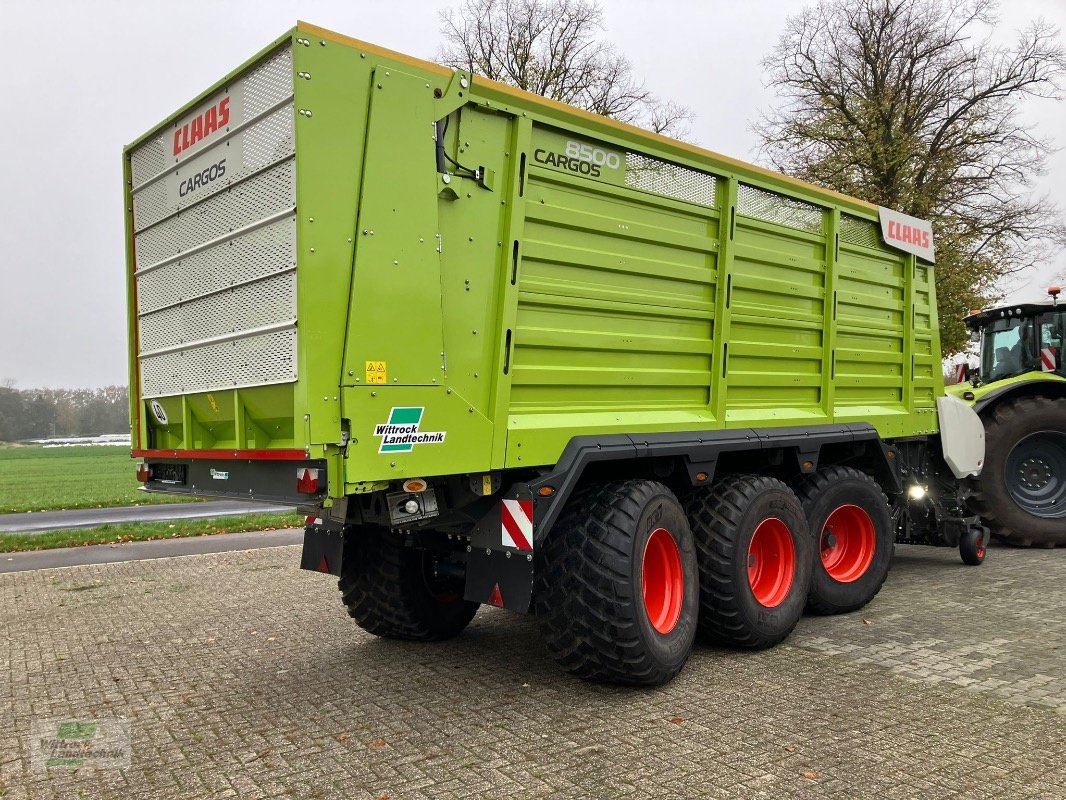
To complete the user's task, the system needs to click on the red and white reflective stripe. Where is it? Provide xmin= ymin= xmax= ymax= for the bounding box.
xmin=1041 ymin=347 xmax=1057 ymax=372
xmin=501 ymin=499 xmax=534 ymax=551
xmin=950 ymin=363 xmax=966 ymax=384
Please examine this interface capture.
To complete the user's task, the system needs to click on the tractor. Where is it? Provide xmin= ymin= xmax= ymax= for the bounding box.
xmin=948 ymin=286 xmax=1066 ymax=546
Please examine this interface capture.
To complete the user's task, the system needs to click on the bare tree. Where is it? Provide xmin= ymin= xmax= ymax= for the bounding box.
xmin=757 ymin=0 xmax=1066 ymax=353
xmin=437 ymin=0 xmax=692 ymax=136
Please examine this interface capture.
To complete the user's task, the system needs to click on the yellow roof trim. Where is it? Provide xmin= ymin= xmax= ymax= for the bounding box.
xmin=297 ymin=21 xmax=877 ymax=214
xmin=297 ymin=21 xmax=452 ymax=78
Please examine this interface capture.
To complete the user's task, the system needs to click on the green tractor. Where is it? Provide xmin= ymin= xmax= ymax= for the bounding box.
xmin=947 ymin=286 xmax=1066 ymax=546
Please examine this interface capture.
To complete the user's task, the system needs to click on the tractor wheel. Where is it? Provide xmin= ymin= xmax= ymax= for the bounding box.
xmin=683 ymin=475 xmax=812 ymax=649
xmin=794 ymin=466 xmax=893 ymax=615
xmin=971 ymin=396 xmax=1066 ymax=546
xmin=959 ymin=526 xmax=988 ymax=566
xmin=534 ymin=480 xmax=699 ymax=686
xmin=339 ymin=526 xmax=478 ymax=641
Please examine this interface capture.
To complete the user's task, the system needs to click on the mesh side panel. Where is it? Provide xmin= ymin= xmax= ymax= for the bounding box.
xmin=625 ymin=153 xmax=717 ymax=207
xmin=840 ymin=214 xmax=882 ymax=248
xmin=132 ymin=105 xmax=295 ymax=233
xmin=130 ymin=44 xmax=298 ymax=400
xmin=243 ymin=48 xmax=294 ymax=118
xmin=738 ymin=183 xmax=823 ymax=233
xmin=139 ymin=272 xmax=296 ymax=354
xmin=136 ymin=215 xmax=296 ymax=314
xmin=130 ymin=138 xmax=167 ymax=188
xmin=242 ymin=105 xmax=295 ymax=171
xmin=128 ymin=45 xmax=292 ymax=189
xmin=134 ymin=159 xmax=295 ymax=269
xmin=140 ymin=328 xmax=297 ymax=398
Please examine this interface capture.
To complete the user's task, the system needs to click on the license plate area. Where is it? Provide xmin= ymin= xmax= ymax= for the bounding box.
xmin=154 ymin=463 xmax=187 ymax=485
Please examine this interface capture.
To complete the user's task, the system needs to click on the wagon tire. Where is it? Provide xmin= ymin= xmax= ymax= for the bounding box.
xmin=339 ymin=526 xmax=478 ymax=641
xmin=535 ymin=480 xmax=699 ymax=686
xmin=683 ymin=475 xmax=811 ymax=649
xmin=794 ymin=466 xmax=894 ymax=615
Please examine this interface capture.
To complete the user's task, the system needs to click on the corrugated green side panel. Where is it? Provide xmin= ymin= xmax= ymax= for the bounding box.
xmin=511 ymin=154 xmax=718 ymax=428
xmin=503 ymin=124 xmax=942 ymax=466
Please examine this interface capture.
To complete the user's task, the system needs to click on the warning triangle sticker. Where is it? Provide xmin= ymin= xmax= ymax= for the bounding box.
xmin=317 ymin=555 xmax=331 ymax=574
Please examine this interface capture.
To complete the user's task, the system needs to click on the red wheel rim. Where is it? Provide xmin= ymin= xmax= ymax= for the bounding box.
xmin=820 ymin=504 xmax=876 ymax=583
xmin=747 ymin=518 xmax=796 ymax=608
xmin=642 ymin=527 xmax=684 ymax=634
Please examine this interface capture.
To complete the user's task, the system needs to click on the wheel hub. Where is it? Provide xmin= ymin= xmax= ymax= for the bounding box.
xmin=747 ymin=518 xmax=796 ymax=608
xmin=1005 ymin=431 xmax=1066 ymax=519
xmin=642 ymin=527 xmax=684 ymax=635
xmin=818 ymin=505 xmax=876 ymax=583
xmin=1019 ymin=457 xmax=1051 ymax=490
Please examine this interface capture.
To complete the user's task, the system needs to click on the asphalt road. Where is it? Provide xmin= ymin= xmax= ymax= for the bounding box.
xmin=0 ymin=500 xmax=295 ymax=534
xmin=0 ymin=528 xmax=303 ymax=573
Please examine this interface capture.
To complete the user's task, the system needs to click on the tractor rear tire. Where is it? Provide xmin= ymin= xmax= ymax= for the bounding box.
xmin=339 ymin=526 xmax=479 ymax=641
xmin=970 ymin=396 xmax=1066 ymax=547
xmin=683 ymin=475 xmax=812 ymax=649
xmin=794 ymin=466 xmax=893 ymax=615
xmin=535 ymin=480 xmax=699 ymax=686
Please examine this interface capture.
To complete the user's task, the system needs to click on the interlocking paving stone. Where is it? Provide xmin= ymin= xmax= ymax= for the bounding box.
xmin=2 ymin=542 xmax=1065 ymax=799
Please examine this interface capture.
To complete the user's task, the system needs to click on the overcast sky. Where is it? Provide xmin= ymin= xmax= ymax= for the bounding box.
xmin=2 ymin=0 xmax=1063 ymax=389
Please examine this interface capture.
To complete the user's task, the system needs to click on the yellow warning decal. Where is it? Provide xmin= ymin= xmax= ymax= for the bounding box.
xmin=365 ymin=360 xmax=387 ymax=384
xmin=482 ymin=474 xmax=493 ymax=496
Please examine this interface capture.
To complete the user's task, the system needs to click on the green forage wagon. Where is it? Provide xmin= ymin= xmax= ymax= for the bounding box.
xmin=125 ymin=23 xmax=988 ymax=685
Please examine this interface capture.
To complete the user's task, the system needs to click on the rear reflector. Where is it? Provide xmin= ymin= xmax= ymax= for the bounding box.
xmin=136 ymin=463 xmax=152 ymax=483
xmin=297 ymin=468 xmax=321 ymax=494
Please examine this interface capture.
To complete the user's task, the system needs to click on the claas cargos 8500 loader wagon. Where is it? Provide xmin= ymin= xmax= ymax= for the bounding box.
xmin=125 ymin=23 xmax=989 ymax=685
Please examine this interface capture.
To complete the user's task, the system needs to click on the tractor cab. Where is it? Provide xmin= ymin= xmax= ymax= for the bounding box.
xmin=965 ymin=286 xmax=1064 ymax=385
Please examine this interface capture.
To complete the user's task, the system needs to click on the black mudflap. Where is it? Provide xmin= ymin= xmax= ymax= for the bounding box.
xmin=300 ymin=525 xmax=344 ymax=577
xmin=463 ymin=492 xmax=536 ymax=612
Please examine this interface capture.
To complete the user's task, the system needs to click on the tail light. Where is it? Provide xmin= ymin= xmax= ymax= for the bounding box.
xmin=297 ymin=468 xmax=322 ymax=494
xmin=136 ymin=463 xmax=152 ymax=483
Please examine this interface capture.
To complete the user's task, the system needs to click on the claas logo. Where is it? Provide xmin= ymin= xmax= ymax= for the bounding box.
xmin=173 ymin=97 xmax=231 ymax=157
xmin=886 ymin=219 xmax=930 ymax=250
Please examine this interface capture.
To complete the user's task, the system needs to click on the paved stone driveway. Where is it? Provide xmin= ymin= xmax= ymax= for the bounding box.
xmin=2 ymin=542 xmax=1065 ymax=799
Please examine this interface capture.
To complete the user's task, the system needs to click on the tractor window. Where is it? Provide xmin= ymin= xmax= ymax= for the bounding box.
xmin=982 ymin=317 xmax=1037 ymax=381
xmin=1037 ymin=310 xmax=1066 ymax=373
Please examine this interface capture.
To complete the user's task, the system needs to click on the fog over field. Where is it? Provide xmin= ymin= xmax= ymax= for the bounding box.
xmin=2 ymin=0 xmax=1063 ymax=388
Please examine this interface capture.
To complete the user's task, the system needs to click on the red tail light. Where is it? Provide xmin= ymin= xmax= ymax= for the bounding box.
xmin=297 ymin=468 xmax=321 ymax=494
xmin=136 ymin=463 xmax=152 ymax=483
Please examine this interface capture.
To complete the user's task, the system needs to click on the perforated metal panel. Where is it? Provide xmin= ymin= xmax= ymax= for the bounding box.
xmin=738 ymin=183 xmax=823 ymax=233
xmin=129 ymin=48 xmax=293 ymax=191
xmin=136 ymin=216 xmax=296 ymax=315
xmin=134 ymin=160 xmax=295 ymax=268
xmin=625 ymin=152 xmax=717 ymax=207
xmin=840 ymin=214 xmax=882 ymax=249
xmin=132 ymin=104 xmax=295 ymax=232
xmin=140 ymin=329 xmax=297 ymax=397
xmin=139 ymin=272 xmax=297 ymax=353
xmin=130 ymin=44 xmax=297 ymax=399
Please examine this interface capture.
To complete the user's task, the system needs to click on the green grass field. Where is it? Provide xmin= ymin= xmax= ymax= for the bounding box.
xmin=0 ymin=445 xmax=200 ymax=513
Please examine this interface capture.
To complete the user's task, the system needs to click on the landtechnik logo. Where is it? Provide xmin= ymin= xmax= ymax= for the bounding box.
xmin=373 ymin=407 xmax=447 ymax=454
